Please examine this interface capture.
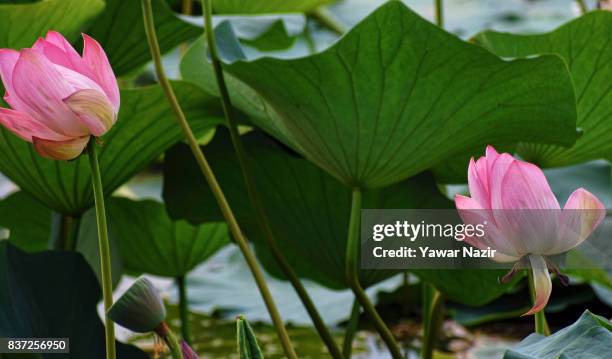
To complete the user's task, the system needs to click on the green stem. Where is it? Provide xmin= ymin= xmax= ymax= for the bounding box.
xmin=141 ymin=1 xmax=297 ymax=357
xmin=309 ymin=7 xmax=346 ymax=35
xmin=177 ymin=275 xmax=191 ymax=345
xmin=576 ymin=0 xmax=588 ymax=14
xmin=164 ymin=330 xmax=184 ymax=359
xmin=345 ymin=189 xmax=403 ymax=359
xmin=51 ymin=213 xmax=78 ymax=250
xmin=435 ymin=0 xmax=443 ymax=27
xmin=200 ymin=1 xmax=343 ymax=357
xmin=342 ymin=299 xmax=360 ymax=358
xmin=87 ymin=138 xmax=116 ymax=359
xmin=421 ymin=284 xmax=443 ymax=359
xmin=528 ymin=270 xmax=550 ymax=336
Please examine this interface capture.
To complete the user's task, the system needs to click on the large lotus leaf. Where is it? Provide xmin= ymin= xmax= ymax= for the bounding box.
xmin=182 ymin=1 xmax=578 ymax=189
xmin=88 ymin=0 xmax=201 ymax=76
xmin=105 ymin=197 xmax=230 ymax=277
xmin=474 ymin=11 xmax=612 ymax=167
xmin=504 ymin=310 xmax=612 ymax=359
xmin=413 ymin=269 xmax=522 ymax=307
xmin=0 ymin=0 xmax=104 ymax=49
xmin=164 ymin=130 xmax=449 ymax=288
xmin=0 ymin=81 xmax=223 ymax=216
xmin=212 ymin=0 xmax=334 ymax=14
xmin=0 ymin=191 xmax=50 ymax=252
xmin=164 ymin=131 xmax=516 ymax=304
xmin=0 ymin=242 xmax=147 ymax=358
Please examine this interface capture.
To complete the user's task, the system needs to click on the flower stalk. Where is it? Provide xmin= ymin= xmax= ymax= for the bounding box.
xmin=435 ymin=0 xmax=443 ymax=27
xmin=346 ymin=188 xmax=403 ymax=359
xmin=421 ymin=284 xmax=444 ymax=359
xmin=199 ymin=0 xmax=342 ymax=357
xmin=154 ymin=322 xmax=184 ymax=359
xmin=87 ymin=137 xmax=116 ymax=359
xmin=141 ymin=0 xmax=297 ymax=357
xmin=528 ymin=269 xmax=551 ymax=336
xmin=177 ymin=275 xmax=192 ymax=345
xmin=576 ymin=0 xmax=588 ymax=14
xmin=342 ymin=299 xmax=360 ymax=358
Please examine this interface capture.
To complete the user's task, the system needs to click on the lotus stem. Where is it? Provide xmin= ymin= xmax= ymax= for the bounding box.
xmin=141 ymin=1 xmax=297 ymax=357
xmin=528 ymin=270 xmax=550 ymax=335
xmin=342 ymin=298 xmax=360 ymax=358
xmin=345 ymin=188 xmax=403 ymax=359
xmin=199 ymin=0 xmax=342 ymax=357
xmin=53 ymin=213 xmax=78 ymax=250
xmin=421 ymin=284 xmax=444 ymax=359
xmin=576 ymin=0 xmax=588 ymax=14
xmin=155 ymin=322 xmax=184 ymax=359
xmin=177 ymin=275 xmax=192 ymax=345
xmin=309 ymin=8 xmax=346 ymax=35
xmin=435 ymin=0 xmax=443 ymax=27
xmin=87 ymin=138 xmax=116 ymax=359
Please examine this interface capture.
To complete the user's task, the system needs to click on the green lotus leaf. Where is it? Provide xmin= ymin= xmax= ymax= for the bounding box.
xmin=474 ymin=11 xmax=612 ymax=167
xmin=504 ymin=310 xmax=612 ymax=359
xmin=106 ymin=197 xmax=230 ymax=278
xmin=0 ymin=242 xmax=147 ymax=358
xmin=182 ymin=1 xmax=578 ymax=189
xmin=0 ymin=0 xmax=104 ymax=49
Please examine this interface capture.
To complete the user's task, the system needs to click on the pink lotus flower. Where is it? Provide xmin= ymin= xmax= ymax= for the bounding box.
xmin=0 ymin=31 xmax=119 ymax=160
xmin=455 ymin=146 xmax=605 ymax=315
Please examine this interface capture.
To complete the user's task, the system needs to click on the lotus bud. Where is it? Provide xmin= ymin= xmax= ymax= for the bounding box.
xmin=237 ymin=315 xmax=264 ymax=359
xmin=107 ymin=277 xmax=166 ymax=333
xmin=0 ymin=31 xmax=119 ymax=160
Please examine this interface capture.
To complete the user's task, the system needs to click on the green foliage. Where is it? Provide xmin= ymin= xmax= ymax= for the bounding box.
xmin=163 ymin=130 xmax=448 ymax=289
xmin=0 ymin=82 xmax=223 ymax=215
xmin=0 ymin=0 xmax=105 ymax=49
xmin=475 ymin=11 xmax=612 ymax=167
xmin=88 ymin=0 xmax=201 ymax=76
xmin=237 ymin=316 xmax=265 ymax=359
xmin=504 ymin=310 xmax=612 ymax=359
xmin=213 ymin=0 xmax=333 ymax=14
xmin=105 ymin=197 xmax=230 ymax=277
xmin=0 ymin=191 xmax=50 ymax=252
xmin=183 ymin=1 xmax=578 ymax=189
xmin=0 ymin=242 xmax=147 ymax=358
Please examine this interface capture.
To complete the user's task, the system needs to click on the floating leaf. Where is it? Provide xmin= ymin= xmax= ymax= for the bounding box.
xmin=0 ymin=242 xmax=147 ymax=358
xmin=504 ymin=310 xmax=612 ymax=359
xmin=88 ymin=0 xmax=201 ymax=76
xmin=0 ymin=0 xmax=104 ymax=49
xmin=237 ymin=316 xmax=264 ymax=359
xmin=106 ymin=197 xmax=230 ymax=277
xmin=0 ymin=81 xmax=223 ymax=215
xmin=183 ymin=1 xmax=578 ymax=189
xmin=474 ymin=11 xmax=612 ymax=167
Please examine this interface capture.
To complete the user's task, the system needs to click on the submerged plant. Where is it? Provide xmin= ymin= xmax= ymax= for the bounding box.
xmin=0 ymin=31 xmax=119 ymax=358
xmin=455 ymin=146 xmax=605 ymax=334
